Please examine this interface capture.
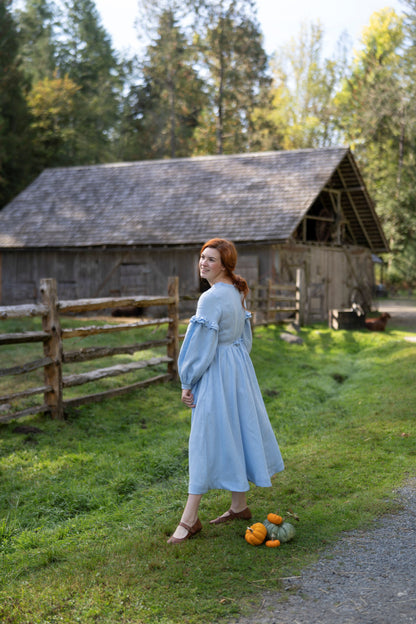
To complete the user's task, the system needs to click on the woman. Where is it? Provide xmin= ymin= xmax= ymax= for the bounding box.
xmin=168 ymin=238 xmax=284 ymax=543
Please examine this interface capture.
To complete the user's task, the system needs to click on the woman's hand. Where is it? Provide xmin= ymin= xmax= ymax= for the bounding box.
xmin=181 ymin=388 xmax=195 ymax=408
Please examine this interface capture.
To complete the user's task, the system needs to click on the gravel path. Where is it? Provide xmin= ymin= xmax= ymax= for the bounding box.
xmin=232 ymin=479 xmax=416 ymax=624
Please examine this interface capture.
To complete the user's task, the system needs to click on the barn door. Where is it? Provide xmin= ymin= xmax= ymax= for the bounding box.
xmin=119 ymin=263 xmax=151 ymax=295
xmin=308 ymin=248 xmax=328 ymax=322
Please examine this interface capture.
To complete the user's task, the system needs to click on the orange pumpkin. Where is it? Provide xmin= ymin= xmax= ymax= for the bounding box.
xmin=267 ymin=513 xmax=283 ymax=525
xmin=265 ymin=539 xmax=281 ymax=547
xmin=245 ymin=522 xmax=267 ymax=546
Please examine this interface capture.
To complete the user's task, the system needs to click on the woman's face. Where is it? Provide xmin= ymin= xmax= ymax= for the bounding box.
xmin=199 ymin=247 xmax=225 ymax=285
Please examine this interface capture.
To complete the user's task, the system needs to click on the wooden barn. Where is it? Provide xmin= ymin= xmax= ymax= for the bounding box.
xmin=0 ymin=147 xmax=388 ymax=322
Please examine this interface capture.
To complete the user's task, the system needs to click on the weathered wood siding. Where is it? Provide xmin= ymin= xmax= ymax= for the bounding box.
xmin=0 ymin=242 xmax=374 ymax=322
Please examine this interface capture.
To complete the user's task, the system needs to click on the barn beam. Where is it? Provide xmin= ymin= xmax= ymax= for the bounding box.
xmin=323 ymin=186 xmax=365 ymax=193
xmin=335 ymin=171 xmax=374 ymax=251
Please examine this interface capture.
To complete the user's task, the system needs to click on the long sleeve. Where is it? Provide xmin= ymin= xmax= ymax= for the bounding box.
xmin=178 ymin=290 xmax=222 ymax=389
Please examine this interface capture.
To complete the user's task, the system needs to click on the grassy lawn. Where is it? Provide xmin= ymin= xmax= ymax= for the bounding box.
xmin=0 ymin=316 xmax=415 ymax=623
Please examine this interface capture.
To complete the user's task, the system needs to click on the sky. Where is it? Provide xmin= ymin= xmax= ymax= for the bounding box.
xmin=93 ymin=0 xmax=405 ymax=58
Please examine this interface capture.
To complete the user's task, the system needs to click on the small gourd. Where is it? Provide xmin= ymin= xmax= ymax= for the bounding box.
xmin=245 ymin=522 xmax=267 ymax=546
xmin=267 ymin=513 xmax=283 ymax=525
xmin=263 ymin=519 xmax=296 ymax=543
xmin=265 ymin=539 xmax=280 ymax=547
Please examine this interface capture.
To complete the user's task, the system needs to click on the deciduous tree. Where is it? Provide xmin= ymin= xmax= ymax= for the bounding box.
xmin=335 ymin=9 xmax=413 ymax=280
xmin=26 ymin=72 xmax=80 ymax=168
xmin=270 ymin=21 xmax=348 ymax=149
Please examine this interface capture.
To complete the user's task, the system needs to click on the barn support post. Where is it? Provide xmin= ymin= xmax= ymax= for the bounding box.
xmin=40 ymin=278 xmax=64 ymax=419
xmin=296 ymin=268 xmax=306 ymax=326
xmin=167 ymin=276 xmax=179 ymax=381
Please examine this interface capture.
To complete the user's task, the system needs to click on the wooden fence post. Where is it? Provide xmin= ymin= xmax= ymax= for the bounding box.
xmin=296 ymin=268 xmax=305 ymax=326
xmin=266 ymin=279 xmax=272 ymax=325
xmin=40 ymin=278 xmax=64 ymax=419
xmin=167 ymin=276 xmax=179 ymax=380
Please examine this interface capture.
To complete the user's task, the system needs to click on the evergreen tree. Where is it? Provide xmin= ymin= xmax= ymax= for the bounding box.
xmin=15 ymin=0 xmax=57 ymax=84
xmin=191 ymin=0 xmax=272 ymax=154
xmin=0 ymin=0 xmax=35 ymax=207
xmin=54 ymin=0 xmax=125 ymax=163
xmin=119 ymin=7 xmax=206 ymax=160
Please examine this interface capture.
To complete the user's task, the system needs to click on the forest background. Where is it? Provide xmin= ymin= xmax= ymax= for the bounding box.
xmin=1 ymin=0 xmax=416 ymax=287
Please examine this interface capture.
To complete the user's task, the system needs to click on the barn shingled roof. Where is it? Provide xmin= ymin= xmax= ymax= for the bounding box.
xmin=0 ymin=147 xmax=388 ymax=253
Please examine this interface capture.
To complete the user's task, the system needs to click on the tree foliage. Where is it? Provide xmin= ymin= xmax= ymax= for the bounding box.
xmin=270 ymin=22 xmax=348 ymax=149
xmin=0 ymin=0 xmax=35 ymax=206
xmin=26 ymin=72 xmax=80 ymax=167
xmin=335 ymin=9 xmax=416 ymax=281
xmin=119 ymin=7 xmax=206 ymax=160
xmin=53 ymin=0 xmax=125 ymax=163
xmin=192 ymin=0 xmax=272 ymax=154
xmin=15 ymin=0 xmax=57 ymax=83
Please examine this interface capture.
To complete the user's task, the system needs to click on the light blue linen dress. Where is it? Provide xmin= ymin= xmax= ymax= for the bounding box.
xmin=178 ymin=282 xmax=284 ymax=495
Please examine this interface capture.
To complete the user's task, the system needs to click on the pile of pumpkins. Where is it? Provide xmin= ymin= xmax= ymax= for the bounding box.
xmin=245 ymin=513 xmax=296 ymax=548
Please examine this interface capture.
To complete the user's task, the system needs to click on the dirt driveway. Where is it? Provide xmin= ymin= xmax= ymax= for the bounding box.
xmin=374 ymin=297 xmax=416 ymax=332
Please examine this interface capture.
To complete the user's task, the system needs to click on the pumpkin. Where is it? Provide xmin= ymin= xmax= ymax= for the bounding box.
xmin=267 ymin=513 xmax=283 ymax=525
xmin=263 ymin=519 xmax=296 ymax=543
xmin=265 ymin=539 xmax=280 ymax=548
xmin=245 ymin=522 xmax=267 ymax=546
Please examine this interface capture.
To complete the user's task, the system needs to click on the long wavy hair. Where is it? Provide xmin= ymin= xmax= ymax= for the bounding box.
xmin=200 ymin=238 xmax=249 ymax=301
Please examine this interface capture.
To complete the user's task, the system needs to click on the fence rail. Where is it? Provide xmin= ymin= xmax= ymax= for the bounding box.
xmin=0 ymin=277 xmax=179 ymax=423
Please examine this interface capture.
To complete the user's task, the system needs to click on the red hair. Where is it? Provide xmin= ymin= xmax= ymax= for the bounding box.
xmin=201 ymin=238 xmax=249 ymax=300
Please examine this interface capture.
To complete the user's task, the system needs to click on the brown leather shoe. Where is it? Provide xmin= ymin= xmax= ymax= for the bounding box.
xmin=167 ymin=518 xmax=202 ymax=544
xmin=209 ymin=507 xmax=252 ymax=525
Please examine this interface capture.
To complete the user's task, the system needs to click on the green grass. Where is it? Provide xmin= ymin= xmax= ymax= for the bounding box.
xmin=0 ymin=317 xmax=415 ymax=623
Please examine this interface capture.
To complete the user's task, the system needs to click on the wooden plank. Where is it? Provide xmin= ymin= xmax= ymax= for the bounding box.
xmin=58 ymin=296 xmax=175 ymax=313
xmin=63 ymin=373 xmax=171 ymax=409
xmin=0 ymin=331 xmax=49 ymax=345
xmin=0 ymin=403 xmax=50 ymax=424
xmin=63 ymin=339 xmax=169 ymax=364
xmin=0 ymin=304 xmax=48 ymax=319
xmin=61 ymin=317 xmax=171 ymax=339
xmin=62 ymin=356 xmax=172 ymax=388
xmin=268 ymin=285 xmax=297 ymax=292
xmin=0 ymin=356 xmax=54 ymax=377
xmin=0 ymin=385 xmax=52 ymax=403
xmin=268 ymin=296 xmax=297 ymax=302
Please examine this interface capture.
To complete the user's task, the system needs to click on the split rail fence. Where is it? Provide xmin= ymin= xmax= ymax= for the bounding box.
xmin=0 ymin=277 xmax=179 ymax=424
xmin=250 ymin=269 xmax=304 ymax=326
xmin=0 ymin=272 xmax=304 ymax=424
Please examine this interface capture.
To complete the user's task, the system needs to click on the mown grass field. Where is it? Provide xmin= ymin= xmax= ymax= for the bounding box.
xmin=0 ymin=313 xmax=415 ymax=623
